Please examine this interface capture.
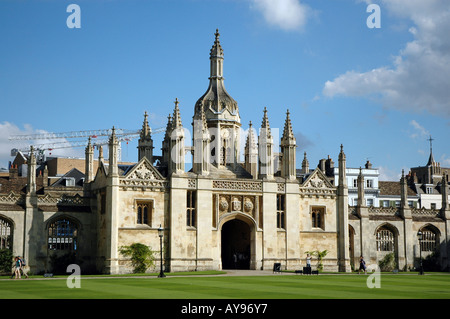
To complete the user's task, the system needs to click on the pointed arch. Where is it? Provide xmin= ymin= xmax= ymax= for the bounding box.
xmin=0 ymin=214 xmax=14 ymax=250
xmin=374 ymin=223 xmax=398 ymax=252
xmin=46 ymin=215 xmax=80 ymax=251
xmin=419 ymin=224 xmax=440 ymax=252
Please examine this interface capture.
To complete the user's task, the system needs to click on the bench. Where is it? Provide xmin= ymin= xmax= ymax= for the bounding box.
xmin=312 ymin=270 xmax=319 ymax=275
xmin=295 ymin=270 xmax=303 ymax=274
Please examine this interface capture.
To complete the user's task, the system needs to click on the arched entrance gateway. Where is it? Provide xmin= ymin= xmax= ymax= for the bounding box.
xmin=220 ymin=215 xmax=255 ymax=270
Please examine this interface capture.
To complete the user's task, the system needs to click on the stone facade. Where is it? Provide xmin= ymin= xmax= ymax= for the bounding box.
xmin=1 ymin=30 xmax=449 ymax=275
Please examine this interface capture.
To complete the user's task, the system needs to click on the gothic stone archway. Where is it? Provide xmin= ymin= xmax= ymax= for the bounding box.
xmin=221 ymin=217 xmax=253 ymax=270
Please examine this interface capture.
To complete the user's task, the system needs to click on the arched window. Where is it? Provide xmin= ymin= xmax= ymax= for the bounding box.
xmin=137 ymin=201 xmax=152 ymax=226
xmin=419 ymin=226 xmax=439 ymax=252
xmin=48 ymin=218 xmax=78 ymax=251
xmin=376 ymin=226 xmax=395 ymax=251
xmin=311 ymin=206 xmax=325 ymax=230
xmin=0 ymin=217 xmax=12 ymax=250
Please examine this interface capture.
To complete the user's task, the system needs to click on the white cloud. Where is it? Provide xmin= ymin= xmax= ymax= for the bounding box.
xmin=323 ymin=0 xmax=450 ymax=117
xmin=409 ymin=120 xmax=429 ymax=139
xmin=378 ymin=165 xmax=401 ymax=181
xmin=0 ymin=122 xmax=84 ymax=168
xmin=250 ymin=0 xmax=309 ymax=31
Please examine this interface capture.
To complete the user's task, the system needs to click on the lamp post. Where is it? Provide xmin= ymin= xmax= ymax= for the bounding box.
xmin=417 ymin=231 xmax=424 ymax=275
xmin=158 ymin=224 xmax=166 ymax=278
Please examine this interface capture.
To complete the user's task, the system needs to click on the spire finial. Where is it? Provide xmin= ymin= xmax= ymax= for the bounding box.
xmin=173 ymin=98 xmax=182 ymax=128
xmin=141 ymin=111 xmax=151 ymax=139
xmin=428 ymin=135 xmax=434 ymax=154
xmin=282 ymin=108 xmax=294 ymax=140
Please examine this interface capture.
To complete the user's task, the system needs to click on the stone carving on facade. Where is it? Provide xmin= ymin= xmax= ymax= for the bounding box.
xmin=217 ymin=194 xmax=256 ymax=221
xmin=127 ymin=161 xmax=157 ymax=180
xmin=213 ymin=180 xmax=262 ymax=192
xmin=231 ymin=197 xmax=241 ymax=211
xmin=243 ymin=197 xmax=254 ymax=213
xmin=411 ymin=206 xmax=440 ymax=218
xmin=187 ymin=179 xmax=196 ymax=188
xmin=277 ymin=183 xmax=285 ymax=192
xmin=0 ymin=192 xmax=23 ymax=205
xmin=120 ymin=158 xmax=166 ymax=190
xmin=368 ymin=206 xmax=400 ymax=216
xmin=219 ymin=196 xmax=229 ymax=212
xmin=299 ymin=169 xmax=336 ymax=199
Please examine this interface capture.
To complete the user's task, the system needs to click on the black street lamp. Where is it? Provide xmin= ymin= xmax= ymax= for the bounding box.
xmin=158 ymin=224 xmax=166 ymax=278
xmin=417 ymin=231 xmax=424 ymax=275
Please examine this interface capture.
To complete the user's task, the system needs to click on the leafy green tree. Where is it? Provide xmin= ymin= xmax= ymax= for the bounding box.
xmin=305 ymin=250 xmax=328 ymax=271
xmin=119 ymin=243 xmax=156 ymax=273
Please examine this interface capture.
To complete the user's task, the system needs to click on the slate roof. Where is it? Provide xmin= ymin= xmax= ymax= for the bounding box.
xmin=378 ymin=181 xmax=417 ymax=196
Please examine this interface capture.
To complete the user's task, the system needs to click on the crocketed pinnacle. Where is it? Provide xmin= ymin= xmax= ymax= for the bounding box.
xmin=282 ymin=109 xmax=295 ymax=141
xmin=339 ymin=144 xmax=346 ymax=160
xmin=109 ymin=126 xmax=118 ymax=144
xmin=200 ymin=104 xmax=208 ymax=132
xmin=140 ymin=111 xmax=152 ymax=140
xmin=210 ymin=29 xmax=224 ymax=59
xmin=172 ymin=98 xmax=183 ymax=128
xmin=164 ymin=114 xmax=173 ymax=139
xmin=245 ymin=121 xmax=257 ymax=151
xmin=85 ymin=137 xmax=93 ymax=153
xmin=260 ymin=107 xmax=272 ymax=138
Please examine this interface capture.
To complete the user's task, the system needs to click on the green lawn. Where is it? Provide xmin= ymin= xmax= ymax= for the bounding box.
xmin=1 ymin=273 xmax=450 ymax=299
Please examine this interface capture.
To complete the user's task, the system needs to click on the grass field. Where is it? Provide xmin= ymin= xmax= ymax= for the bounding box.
xmin=1 ymin=272 xmax=450 ymax=300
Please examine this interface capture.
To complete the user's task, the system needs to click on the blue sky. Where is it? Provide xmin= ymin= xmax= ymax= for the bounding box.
xmin=1 ymin=0 xmax=449 ymax=180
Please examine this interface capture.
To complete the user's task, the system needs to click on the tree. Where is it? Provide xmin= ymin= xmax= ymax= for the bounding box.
xmin=119 ymin=243 xmax=156 ymax=274
xmin=305 ymin=250 xmax=329 ymax=272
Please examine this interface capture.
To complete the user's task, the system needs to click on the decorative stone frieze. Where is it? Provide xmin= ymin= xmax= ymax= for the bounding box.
xmin=212 ymin=180 xmax=262 ymax=192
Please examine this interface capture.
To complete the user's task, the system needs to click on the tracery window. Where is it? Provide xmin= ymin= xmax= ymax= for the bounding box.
xmin=376 ymin=226 xmax=395 ymax=251
xmin=311 ymin=206 xmax=325 ymax=230
xmin=48 ymin=218 xmax=78 ymax=251
xmin=419 ymin=227 xmax=438 ymax=252
xmin=0 ymin=218 xmax=12 ymax=250
xmin=276 ymin=194 xmax=285 ymax=229
xmin=137 ymin=201 xmax=152 ymax=226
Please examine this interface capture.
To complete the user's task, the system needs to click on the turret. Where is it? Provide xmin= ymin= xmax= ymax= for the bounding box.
xmin=192 ymin=104 xmax=211 ymax=175
xmin=138 ymin=111 xmax=154 ymax=163
xmin=169 ymin=98 xmax=185 ymax=175
xmin=280 ymin=109 xmax=296 ymax=180
xmin=85 ymin=137 xmax=94 ymax=183
xmin=26 ymin=146 xmax=36 ymax=195
xmin=258 ymin=107 xmax=274 ymax=179
xmin=244 ymin=121 xmax=258 ymax=179
xmin=108 ymin=127 xmax=119 ymax=177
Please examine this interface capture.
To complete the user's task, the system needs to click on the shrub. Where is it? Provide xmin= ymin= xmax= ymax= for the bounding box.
xmin=119 ymin=243 xmax=156 ymax=273
xmin=0 ymin=249 xmax=13 ymax=274
xmin=305 ymin=250 xmax=328 ymax=272
xmin=378 ymin=253 xmax=397 ymax=272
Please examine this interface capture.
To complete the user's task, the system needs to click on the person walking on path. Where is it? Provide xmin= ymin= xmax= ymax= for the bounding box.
xmin=19 ymin=256 xmax=28 ymax=279
xmin=13 ymin=257 xmax=22 ymax=279
xmin=358 ymin=256 xmax=367 ymax=275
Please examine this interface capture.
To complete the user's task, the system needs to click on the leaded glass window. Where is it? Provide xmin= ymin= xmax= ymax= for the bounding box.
xmin=48 ymin=218 xmax=78 ymax=251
